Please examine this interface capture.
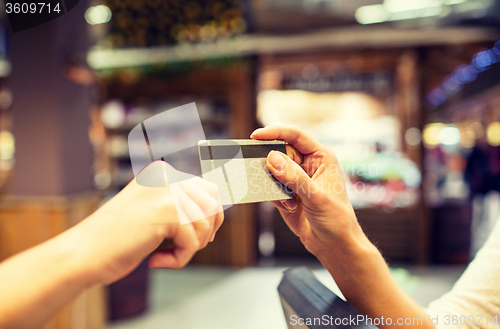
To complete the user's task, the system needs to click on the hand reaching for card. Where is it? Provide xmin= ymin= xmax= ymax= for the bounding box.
xmin=68 ymin=161 xmax=224 ymax=285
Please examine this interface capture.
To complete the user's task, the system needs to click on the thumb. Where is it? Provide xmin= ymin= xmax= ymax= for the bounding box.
xmin=267 ymin=151 xmax=315 ymax=201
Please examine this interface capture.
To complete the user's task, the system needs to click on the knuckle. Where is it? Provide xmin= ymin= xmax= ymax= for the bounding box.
xmin=313 ymin=192 xmax=332 ymax=206
xmin=283 ymin=171 xmax=296 ymax=184
xmin=154 ymin=224 xmax=168 ymax=240
xmin=287 ymin=127 xmax=302 ymax=144
xmin=316 ymin=148 xmax=329 ymax=158
xmin=197 ymin=218 xmax=211 ymax=228
xmin=160 ymin=197 xmax=175 ymax=213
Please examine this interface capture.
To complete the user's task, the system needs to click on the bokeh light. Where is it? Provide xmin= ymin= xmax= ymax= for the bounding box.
xmin=85 ymin=5 xmax=112 ymax=25
xmin=0 ymin=131 xmax=15 ymax=160
xmin=438 ymin=125 xmax=461 ymax=146
xmin=487 ymin=122 xmax=500 ymax=146
xmin=422 ymin=123 xmax=444 ymax=148
xmin=101 ymin=101 xmax=126 ymax=129
xmin=94 ymin=170 xmax=112 ymax=190
xmin=405 ymin=127 xmax=422 ymax=147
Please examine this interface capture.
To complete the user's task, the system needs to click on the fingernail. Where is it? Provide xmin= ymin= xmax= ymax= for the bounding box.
xmin=250 ymin=128 xmax=262 ymax=138
xmin=268 ymin=151 xmax=288 ymax=171
xmin=210 ymin=233 xmax=216 ymax=242
xmin=285 ymin=198 xmax=298 ymax=211
xmin=281 ymin=198 xmax=297 ymax=211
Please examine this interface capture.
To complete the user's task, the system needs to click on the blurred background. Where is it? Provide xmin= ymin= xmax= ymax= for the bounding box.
xmin=1 ymin=0 xmax=500 ymax=328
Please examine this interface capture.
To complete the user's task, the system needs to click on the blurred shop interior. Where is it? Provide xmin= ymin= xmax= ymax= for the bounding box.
xmin=1 ymin=0 xmax=500 ymax=328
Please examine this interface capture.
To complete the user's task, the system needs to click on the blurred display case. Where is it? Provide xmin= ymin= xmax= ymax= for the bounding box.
xmin=421 ymin=41 xmax=500 ymax=263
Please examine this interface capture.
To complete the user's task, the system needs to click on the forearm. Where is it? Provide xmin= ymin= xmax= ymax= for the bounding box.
xmin=318 ymin=232 xmax=435 ymax=329
xmin=0 ymin=228 xmax=96 ymax=329
xmin=0 ymin=167 xmax=222 ymax=329
xmin=254 ymin=125 xmax=435 ymax=328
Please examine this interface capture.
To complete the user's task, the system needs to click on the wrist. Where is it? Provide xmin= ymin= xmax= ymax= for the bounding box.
xmin=314 ymin=218 xmax=379 ymax=264
xmin=316 ymin=233 xmax=380 ymax=271
xmin=317 ymin=232 xmax=389 ymax=301
xmin=314 ymin=220 xmax=385 ymax=285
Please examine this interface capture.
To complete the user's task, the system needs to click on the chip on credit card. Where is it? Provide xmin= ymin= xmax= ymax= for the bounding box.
xmin=198 ymin=139 xmax=294 ymax=205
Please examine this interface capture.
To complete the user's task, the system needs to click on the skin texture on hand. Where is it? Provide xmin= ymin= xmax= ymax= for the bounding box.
xmin=76 ymin=161 xmax=224 ymax=285
xmin=251 ymin=125 xmax=373 ymax=258
xmin=0 ymin=161 xmax=224 ymax=329
xmin=252 ymin=125 xmax=435 ymax=329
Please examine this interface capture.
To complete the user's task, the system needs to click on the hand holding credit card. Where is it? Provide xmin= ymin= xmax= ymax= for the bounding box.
xmin=198 ymin=139 xmax=294 ymax=205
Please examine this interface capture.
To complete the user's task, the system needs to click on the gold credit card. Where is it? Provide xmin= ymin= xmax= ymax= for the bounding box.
xmin=198 ymin=139 xmax=294 ymax=205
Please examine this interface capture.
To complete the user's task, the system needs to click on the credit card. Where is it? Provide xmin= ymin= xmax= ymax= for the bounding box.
xmin=198 ymin=139 xmax=294 ymax=205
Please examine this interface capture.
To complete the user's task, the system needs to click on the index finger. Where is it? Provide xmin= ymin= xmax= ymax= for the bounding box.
xmin=251 ymin=125 xmax=322 ymax=155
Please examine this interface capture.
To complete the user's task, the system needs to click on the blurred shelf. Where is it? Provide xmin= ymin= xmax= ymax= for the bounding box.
xmin=88 ymin=26 xmax=500 ymax=70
